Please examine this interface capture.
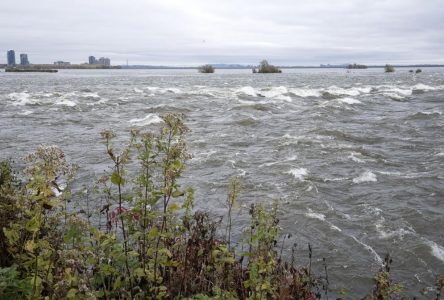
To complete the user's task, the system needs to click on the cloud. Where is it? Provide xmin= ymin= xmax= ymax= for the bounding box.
xmin=1 ymin=0 xmax=443 ymax=65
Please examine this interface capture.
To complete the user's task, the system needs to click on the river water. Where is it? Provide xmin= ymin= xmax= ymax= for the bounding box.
xmin=1 ymin=68 xmax=443 ymax=297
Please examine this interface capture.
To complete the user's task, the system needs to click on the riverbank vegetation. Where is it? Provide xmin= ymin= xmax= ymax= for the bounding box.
xmin=1 ymin=113 xmax=443 ymax=299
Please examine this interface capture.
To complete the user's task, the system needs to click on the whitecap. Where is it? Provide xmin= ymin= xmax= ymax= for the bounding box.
xmin=134 ymin=88 xmax=143 ymax=93
xmin=376 ymin=223 xmax=415 ymax=240
xmin=258 ymin=86 xmax=288 ymax=98
xmin=9 ymin=92 xmax=36 ymax=106
xmin=19 ymin=110 xmax=33 ymax=116
xmin=236 ymin=86 xmax=257 ymax=97
xmin=289 ymin=87 xmax=321 ymax=98
xmin=81 ymin=92 xmax=100 ymax=99
xmin=286 ymin=167 xmax=308 ymax=181
xmin=353 ymin=171 xmax=377 ymax=183
xmin=383 ymin=92 xmax=405 ymax=100
xmin=163 ymin=87 xmax=181 ymax=94
xmin=379 ymin=86 xmax=412 ymax=96
xmin=128 ymin=114 xmax=163 ymax=126
xmin=425 ymin=240 xmax=444 ymax=262
xmin=55 ymin=99 xmax=77 ymax=107
xmin=348 ymin=152 xmax=365 ymax=163
xmin=325 ymin=86 xmax=360 ymax=97
xmin=412 ymin=83 xmax=436 ymax=91
xmin=305 ymin=208 xmax=325 ymax=221
xmin=350 ymin=236 xmax=383 ymax=265
xmin=338 ymin=97 xmax=362 ymax=105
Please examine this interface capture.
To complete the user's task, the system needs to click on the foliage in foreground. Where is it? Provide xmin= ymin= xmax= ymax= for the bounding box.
xmin=0 ymin=113 xmax=442 ymax=299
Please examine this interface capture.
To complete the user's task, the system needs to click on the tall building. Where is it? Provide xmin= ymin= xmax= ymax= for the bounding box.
xmin=20 ymin=54 xmax=30 ymax=65
xmin=98 ymin=57 xmax=111 ymax=66
xmin=7 ymin=50 xmax=16 ymax=66
xmin=89 ymin=56 xmax=96 ymax=64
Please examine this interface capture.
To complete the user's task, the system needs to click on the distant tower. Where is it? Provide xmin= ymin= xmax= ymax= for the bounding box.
xmin=20 ymin=54 xmax=30 ymax=65
xmin=89 ymin=56 xmax=96 ymax=64
xmin=7 ymin=50 xmax=16 ymax=66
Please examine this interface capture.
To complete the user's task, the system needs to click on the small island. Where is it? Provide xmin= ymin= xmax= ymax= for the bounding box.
xmin=198 ymin=64 xmax=215 ymax=73
xmin=253 ymin=60 xmax=282 ymax=73
xmin=5 ymin=67 xmax=58 ymax=73
xmin=384 ymin=64 xmax=395 ymax=73
xmin=346 ymin=63 xmax=368 ymax=69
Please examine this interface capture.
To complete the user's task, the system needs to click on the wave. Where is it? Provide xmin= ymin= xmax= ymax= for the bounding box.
xmin=409 ymin=111 xmax=442 ymax=119
xmin=8 ymin=92 xmax=37 ymax=106
xmin=55 ymin=99 xmax=77 ymax=107
xmin=424 ymin=239 xmax=444 ymax=262
xmin=353 ymin=171 xmax=377 ymax=183
xmin=348 ymin=152 xmax=365 ymax=163
xmin=305 ymin=208 xmax=325 ymax=221
xmin=289 ymin=88 xmax=321 ymax=98
xmin=305 ymin=209 xmax=342 ymax=232
xmin=236 ymin=86 xmax=257 ymax=97
xmin=350 ymin=236 xmax=383 ymax=265
xmin=286 ymin=167 xmax=308 ymax=181
xmin=128 ymin=114 xmax=163 ymax=126
xmin=338 ymin=97 xmax=362 ymax=105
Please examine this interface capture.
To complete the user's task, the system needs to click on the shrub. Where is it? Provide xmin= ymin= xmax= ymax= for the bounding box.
xmin=384 ymin=64 xmax=395 ymax=73
xmin=198 ymin=64 xmax=215 ymax=73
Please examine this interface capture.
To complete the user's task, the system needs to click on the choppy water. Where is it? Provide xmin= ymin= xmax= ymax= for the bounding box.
xmin=1 ymin=68 xmax=443 ymax=297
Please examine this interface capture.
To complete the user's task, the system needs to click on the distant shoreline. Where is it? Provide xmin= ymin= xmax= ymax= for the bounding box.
xmin=1 ymin=64 xmax=443 ymax=70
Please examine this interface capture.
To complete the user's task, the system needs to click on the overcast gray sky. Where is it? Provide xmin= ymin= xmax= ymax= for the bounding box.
xmin=1 ymin=0 xmax=443 ymax=65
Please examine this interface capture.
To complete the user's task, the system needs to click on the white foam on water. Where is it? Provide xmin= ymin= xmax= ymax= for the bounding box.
xmin=435 ymin=152 xmax=444 ymax=157
xmin=286 ymin=167 xmax=308 ymax=181
xmin=425 ymin=240 xmax=444 ymax=262
xmin=128 ymin=114 xmax=163 ymax=126
xmin=375 ymin=222 xmax=415 ymax=240
xmin=81 ymin=92 xmax=100 ymax=99
xmin=338 ymin=97 xmax=362 ymax=105
xmin=412 ymin=83 xmax=436 ymax=91
xmin=258 ymin=86 xmax=289 ymax=99
xmin=325 ymin=86 xmax=360 ymax=96
xmin=305 ymin=209 xmax=342 ymax=232
xmin=353 ymin=171 xmax=377 ymax=183
xmin=55 ymin=99 xmax=77 ymax=107
xmin=163 ymin=87 xmax=181 ymax=94
xmin=236 ymin=86 xmax=257 ymax=97
xmin=379 ymin=86 xmax=412 ymax=96
xmin=305 ymin=208 xmax=325 ymax=221
xmin=289 ymin=87 xmax=321 ymax=98
xmin=383 ymin=92 xmax=405 ymax=100
xmin=19 ymin=110 xmax=33 ymax=116
xmin=350 ymin=236 xmax=383 ymax=265
xmin=146 ymin=86 xmax=159 ymax=92
xmin=348 ymin=152 xmax=365 ymax=163
xmin=8 ymin=92 xmax=37 ymax=106
xmin=134 ymin=88 xmax=144 ymax=93
xmin=274 ymin=94 xmax=293 ymax=102
xmin=418 ymin=111 xmax=442 ymax=116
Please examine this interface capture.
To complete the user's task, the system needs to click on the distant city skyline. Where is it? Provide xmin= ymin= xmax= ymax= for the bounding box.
xmin=1 ymin=0 xmax=443 ymax=66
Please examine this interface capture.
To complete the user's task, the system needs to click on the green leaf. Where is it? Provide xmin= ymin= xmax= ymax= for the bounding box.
xmin=172 ymin=190 xmax=184 ymax=198
xmin=67 ymin=288 xmax=77 ymax=299
xmin=111 ymin=171 xmax=124 ymax=185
